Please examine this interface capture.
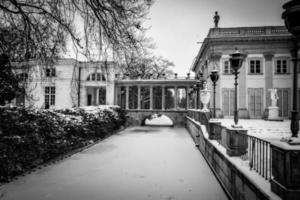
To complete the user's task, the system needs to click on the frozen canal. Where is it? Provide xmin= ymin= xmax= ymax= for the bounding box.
xmin=0 ymin=127 xmax=227 ymax=200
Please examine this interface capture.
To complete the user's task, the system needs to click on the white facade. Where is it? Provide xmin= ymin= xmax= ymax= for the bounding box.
xmin=13 ymin=59 xmax=117 ymax=109
xmin=192 ymin=26 xmax=300 ymax=119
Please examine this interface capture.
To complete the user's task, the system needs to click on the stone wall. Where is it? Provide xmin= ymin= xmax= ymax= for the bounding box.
xmin=186 ymin=117 xmax=271 ymax=200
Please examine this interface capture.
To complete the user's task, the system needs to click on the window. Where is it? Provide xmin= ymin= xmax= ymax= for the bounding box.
xmin=17 ymin=73 xmax=28 ymax=81
xmin=140 ymin=87 xmax=150 ymax=109
xmin=153 ymin=86 xmax=162 ymax=109
xmin=45 ymin=87 xmax=55 ymax=109
xmin=276 ymin=59 xmax=289 ymax=74
xmin=86 ymin=73 xmax=106 ymax=81
xmin=45 ymin=68 xmax=56 ymax=77
xmin=129 ymin=86 xmax=138 ymax=109
xmin=223 ymin=60 xmax=232 ymax=74
xmin=249 ymin=60 xmax=262 ymax=74
xmin=98 ymin=87 xmax=106 ymax=105
xmin=177 ymin=88 xmax=187 ymax=109
xmin=165 ymin=87 xmax=175 ymax=109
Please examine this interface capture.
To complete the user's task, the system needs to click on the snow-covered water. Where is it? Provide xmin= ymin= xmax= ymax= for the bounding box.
xmin=0 ymin=127 xmax=227 ymax=200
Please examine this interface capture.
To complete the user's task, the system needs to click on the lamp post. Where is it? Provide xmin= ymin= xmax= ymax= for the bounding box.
xmin=196 ymin=78 xmax=201 ymax=110
xmin=229 ymin=49 xmax=246 ymax=127
xmin=282 ymin=0 xmax=300 ymax=138
xmin=193 ymin=84 xmax=197 ymax=109
xmin=210 ymin=69 xmax=219 ymax=118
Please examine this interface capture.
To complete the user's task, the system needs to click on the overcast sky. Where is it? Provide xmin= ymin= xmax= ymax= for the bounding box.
xmin=144 ymin=0 xmax=287 ymax=75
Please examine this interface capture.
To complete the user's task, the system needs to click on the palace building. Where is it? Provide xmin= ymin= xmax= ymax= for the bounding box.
xmin=192 ymin=26 xmax=300 ymax=119
xmin=12 ymin=59 xmax=117 ymax=109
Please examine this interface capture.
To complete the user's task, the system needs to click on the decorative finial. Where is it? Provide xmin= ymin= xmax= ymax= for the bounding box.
xmin=214 ymin=11 xmax=220 ymax=28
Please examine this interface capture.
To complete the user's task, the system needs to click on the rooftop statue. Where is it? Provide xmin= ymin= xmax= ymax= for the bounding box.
xmin=214 ymin=11 xmax=220 ymax=28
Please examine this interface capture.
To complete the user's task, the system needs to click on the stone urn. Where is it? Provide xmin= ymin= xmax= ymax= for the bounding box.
xmin=200 ymin=87 xmax=211 ymax=112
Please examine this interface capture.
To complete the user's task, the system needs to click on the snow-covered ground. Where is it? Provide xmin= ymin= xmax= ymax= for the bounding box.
xmin=218 ymin=119 xmax=293 ymax=141
xmin=0 ymin=127 xmax=227 ymax=200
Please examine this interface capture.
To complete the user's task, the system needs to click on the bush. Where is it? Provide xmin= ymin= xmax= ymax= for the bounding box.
xmin=0 ymin=105 xmax=126 ymax=182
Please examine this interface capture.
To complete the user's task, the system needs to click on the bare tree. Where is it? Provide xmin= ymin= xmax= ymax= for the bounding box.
xmin=0 ymin=0 xmax=153 ymax=63
xmin=122 ymin=53 xmax=174 ymax=79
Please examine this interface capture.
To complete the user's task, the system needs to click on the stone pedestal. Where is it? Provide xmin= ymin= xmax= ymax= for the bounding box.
xmin=226 ymin=127 xmax=248 ymax=156
xmin=208 ymin=120 xmax=222 ymax=140
xmin=268 ymin=106 xmax=282 ymax=121
xmin=270 ymin=141 xmax=300 ymax=200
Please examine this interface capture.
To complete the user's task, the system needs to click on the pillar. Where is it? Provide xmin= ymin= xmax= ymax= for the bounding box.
xmin=137 ymin=85 xmax=141 ymax=110
xmin=125 ymin=86 xmax=129 ymax=109
xmin=186 ymin=86 xmax=190 ymax=110
xmin=238 ymin=55 xmax=248 ymax=118
xmin=162 ymin=86 xmax=165 ymax=110
xmin=150 ymin=86 xmax=153 ymax=110
xmin=175 ymin=86 xmax=178 ymax=110
xmin=96 ymin=88 xmax=99 ymax=105
xmin=226 ymin=127 xmax=248 ymax=156
xmin=270 ymin=142 xmax=300 ymax=200
xmin=264 ymin=52 xmax=274 ymax=108
xmin=209 ymin=53 xmax=222 ymax=115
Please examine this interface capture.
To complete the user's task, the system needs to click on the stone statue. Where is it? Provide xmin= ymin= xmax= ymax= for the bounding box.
xmin=214 ymin=11 xmax=220 ymax=28
xmin=269 ymin=89 xmax=279 ymax=107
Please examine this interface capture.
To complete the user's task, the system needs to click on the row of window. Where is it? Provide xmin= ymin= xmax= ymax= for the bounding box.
xmin=119 ymin=86 xmax=187 ymax=110
xmin=44 ymin=68 xmax=106 ymax=81
xmin=223 ymin=58 xmax=293 ymax=75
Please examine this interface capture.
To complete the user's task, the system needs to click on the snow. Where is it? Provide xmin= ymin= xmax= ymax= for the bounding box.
xmin=188 ymin=117 xmax=281 ymax=200
xmin=145 ymin=114 xmax=173 ymax=126
xmin=218 ymin=119 xmax=293 ymax=141
xmin=0 ymin=127 xmax=227 ymax=200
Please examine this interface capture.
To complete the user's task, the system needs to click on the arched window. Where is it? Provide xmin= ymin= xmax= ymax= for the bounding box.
xmin=86 ymin=73 xmax=106 ymax=81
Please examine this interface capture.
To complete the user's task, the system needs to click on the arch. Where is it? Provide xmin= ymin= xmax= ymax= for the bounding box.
xmin=126 ymin=111 xmax=187 ymax=127
xmin=86 ymin=73 xmax=106 ymax=81
xmin=141 ymin=113 xmax=174 ymax=127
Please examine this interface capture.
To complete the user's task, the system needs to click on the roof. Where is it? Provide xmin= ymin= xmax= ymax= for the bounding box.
xmin=191 ymin=26 xmax=293 ymax=72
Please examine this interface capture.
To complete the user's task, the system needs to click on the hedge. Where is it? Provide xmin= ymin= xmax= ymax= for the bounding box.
xmin=0 ymin=105 xmax=126 ymax=183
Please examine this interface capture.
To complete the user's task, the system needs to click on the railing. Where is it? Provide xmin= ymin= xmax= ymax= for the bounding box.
xmin=245 ymin=135 xmax=271 ymax=180
xmin=208 ymin=26 xmax=290 ymax=38
xmin=187 ymin=109 xmax=210 ymax=129
xmin=188 ymin=112 xmax=272 ymax=181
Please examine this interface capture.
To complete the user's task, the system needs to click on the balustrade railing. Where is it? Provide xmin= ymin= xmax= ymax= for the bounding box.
xmin=208 ymin=26 xmax=289 ymax=38
xmin=244 ymin=135 xmax=271 ymax=180
xmin=187 ymin=109 xmax=210 ymax=129
xmin=187 ymin=111 xmax=271 ymax=181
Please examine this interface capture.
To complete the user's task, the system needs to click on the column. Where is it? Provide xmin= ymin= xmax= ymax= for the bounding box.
xmin=186 ymin=86 xmax=190 ymax=110
xmin=209 ymin=53 xmax=222 ymax=114
xmin=125 ymin=86 xmax=129 ymax=109
xmin=162 ymin=86 xmax=165 ymax=110
xmin=150 ymin=86 xmax=153 ymax=110
xmin=96 ymin=88 xmax=99 ymax=105
xmin=175 ymin=86 xmax=178 ymax=110
xmin=264 ymin=52 xmax=274 ymax=108
xmin=137 ymin=85 xmax=141 ymax=110
xmin=115 ymin=86 xmax=120 ymax=105
xmin=238 ymin=55 xmax=248 ymax=117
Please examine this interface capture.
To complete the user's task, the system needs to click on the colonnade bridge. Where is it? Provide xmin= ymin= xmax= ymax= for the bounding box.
xmin=114 ymin=76 xmax=198 ymax=126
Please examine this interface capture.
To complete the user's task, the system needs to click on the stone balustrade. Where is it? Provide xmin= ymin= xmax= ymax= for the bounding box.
xmin=207 ymin=26 xmax=290 ymax=38
xmin=187 ymin=109 xmax=300 ymax=200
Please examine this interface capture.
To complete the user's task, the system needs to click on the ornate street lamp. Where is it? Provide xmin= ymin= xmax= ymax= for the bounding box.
xmin=210 ymin=69 xmax=219 ymax=118
xmin=229 ymin=49 xmax=246 ymax=127
xmin=282 ymin=0 xmax=300 ymax=138
xmin=196 ymin=80 xmax=201 ymax=109
xmin=193 ymin=84 xmax=197 ymax=109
